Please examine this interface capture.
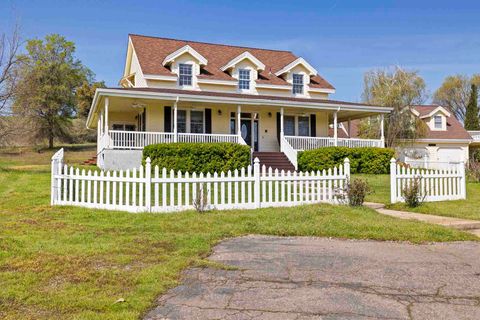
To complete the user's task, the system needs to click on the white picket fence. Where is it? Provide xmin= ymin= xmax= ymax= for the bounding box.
xmin=51 ymin=149 xmax=351 ymax=213
xmin=390 ymin=158 xmax=466 ymax=203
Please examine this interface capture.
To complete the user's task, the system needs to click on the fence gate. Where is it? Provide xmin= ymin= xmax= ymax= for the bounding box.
xmin=390 ymin=158 xmax=466 ymax=203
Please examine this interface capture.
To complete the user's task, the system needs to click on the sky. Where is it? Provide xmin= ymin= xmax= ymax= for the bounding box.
xmin=1 ymin=0 xmax=479 ymax=102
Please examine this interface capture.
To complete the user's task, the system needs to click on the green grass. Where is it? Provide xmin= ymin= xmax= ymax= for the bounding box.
xmin=354 ymin=172 xmax=480 ymax=221
xmin=0 ymin=146 xmax=476 ymax=319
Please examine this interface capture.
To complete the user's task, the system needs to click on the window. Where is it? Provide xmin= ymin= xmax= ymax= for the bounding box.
xmin=177 ymin=110 xmax=187 ymax=133
xmin=292 ymin=74 xmax=304 ymax=94
xmin=284 ymin=116 xmax=295 ymax=136
xmin=238 ymin=69 xmax=250 ymax=90
xmin=298 ymin=116 xmax=310 ymax=136
xmin=434 ymin=115 xmax=442 ymax=129
xmin=174 ymin=110 xmax=204 ymax=133
xmin=190 ymin=111 xmax=204 ymax=133
xmin=112 ymin=124 xmax=135 ymax=131
xmin=179 ymin=63 xmax=193 ymax=86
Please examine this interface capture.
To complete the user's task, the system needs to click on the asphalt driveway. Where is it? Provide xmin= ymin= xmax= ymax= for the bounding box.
xmin=145 ymin=236 xmax=480 ymax=319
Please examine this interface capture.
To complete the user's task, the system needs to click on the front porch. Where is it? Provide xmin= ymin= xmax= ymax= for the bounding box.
xmin=89 ymin=88 xmax=389 ymax=169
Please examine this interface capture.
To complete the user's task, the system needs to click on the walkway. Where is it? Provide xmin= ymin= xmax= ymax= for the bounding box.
xmin=144 ymin=236 xmax=480 ymax=319
xmin=365 ymin=202 xmax=480 ymax=236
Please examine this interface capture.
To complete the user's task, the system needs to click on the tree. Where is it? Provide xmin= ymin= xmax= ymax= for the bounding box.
xmin=12 ymin=34 xmax=91 ymax=148
xmin=361 ymin=66 xmax=427 ymax=147
xmin=76 ymin=80 xmax=106 ymax=119
xmin=0 ymin=24 xmax=21 ymax=144
xmin=464 ymin=84 xmax=480 ymax=130
xmin=433 ymin=74 xmax=480 ymax=122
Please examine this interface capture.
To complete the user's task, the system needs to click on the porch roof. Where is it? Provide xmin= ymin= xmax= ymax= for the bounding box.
xmin=87 ymin=87 xmax=393 ymax=128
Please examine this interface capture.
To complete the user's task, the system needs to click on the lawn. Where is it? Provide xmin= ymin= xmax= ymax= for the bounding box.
xmin=355 ymin=172 xmax=480 ymax=221
xmin=0 ymin=146 xmax=476 ymax=320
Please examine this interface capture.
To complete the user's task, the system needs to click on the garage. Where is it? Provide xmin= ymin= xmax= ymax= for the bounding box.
xmin=437 ymin=147 xmax=463 ymax=164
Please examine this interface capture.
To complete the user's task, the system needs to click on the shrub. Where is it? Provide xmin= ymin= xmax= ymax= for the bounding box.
xmin=402 ymin=177 xmax=424 ymax=207
xmin=298 ymin=147 xmax=395 ymax=174
xmin=143 ymin=142 xmax=251 ymax=173
xmin=344 ymin=178 xmax=371 ymax=206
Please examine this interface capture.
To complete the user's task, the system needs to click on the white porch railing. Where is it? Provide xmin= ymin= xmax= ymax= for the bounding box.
xmin=280 ymin=135 xmax=298 ymax=170
xmin=104 ymin=130 xmax=245 ymax=150
xmin=284 ymin=136 xmax=383 ymax=150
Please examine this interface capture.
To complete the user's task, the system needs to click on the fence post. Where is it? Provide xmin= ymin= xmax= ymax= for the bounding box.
xmin=343 ymin=158 xmax=350 ymax=182
xmin=51 ymin=148 xmax=64 ymax=206
xmin=460 ymin=161 xmax=466 ymax=199
xmin=254 ymin=157 xmax=261 ymax=208
xmin=145 ymin=157 xmax=152 ymax=212
xmin=390 ymin=158 xmax=397 ymax=204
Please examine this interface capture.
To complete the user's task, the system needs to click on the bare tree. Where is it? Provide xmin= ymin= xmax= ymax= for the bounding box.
xmin=0 ymin=24 xmax=22 ymax=144
xmin=361 ymin=66 xmax=427 ymax=147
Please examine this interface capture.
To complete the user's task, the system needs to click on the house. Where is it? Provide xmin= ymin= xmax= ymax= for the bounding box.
xmin=396 ymin=105 xmax=472 ymax=168
xmin=86 ymin=34 xmax=392 ymax=170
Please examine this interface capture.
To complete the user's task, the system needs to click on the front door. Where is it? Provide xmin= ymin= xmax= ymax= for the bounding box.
xmin=239 ymin=119 xmax=259 ymax=151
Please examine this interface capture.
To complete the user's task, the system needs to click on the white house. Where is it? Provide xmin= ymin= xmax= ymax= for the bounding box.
xmin=86 ymin=34 xmax=392 ymax=170
xmin=398 ymin=105 xmax=472 ymax=168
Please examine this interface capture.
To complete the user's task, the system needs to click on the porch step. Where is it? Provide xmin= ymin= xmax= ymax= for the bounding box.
xmin=252 ymin=152 xmax=295 ymax=172
xmin=83 ymin=155 xmax=97 ymax=166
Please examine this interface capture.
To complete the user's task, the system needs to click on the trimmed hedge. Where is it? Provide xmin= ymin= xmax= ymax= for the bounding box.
xmin=298 ymin=147 xmax=395 ymax=174
xmin=143 ymin=142 xmax=251 ymax=173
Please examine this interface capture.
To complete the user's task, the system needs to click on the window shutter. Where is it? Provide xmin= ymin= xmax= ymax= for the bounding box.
xmin=310 ymin=114 xmax=316 ymax=137
xmin=164 ymin=106 xmax=172 ymax=132
xmin=205 ymin=108 xmax=212 ymax=134
xmin=276 ymin=112 xmax=281 ymax=142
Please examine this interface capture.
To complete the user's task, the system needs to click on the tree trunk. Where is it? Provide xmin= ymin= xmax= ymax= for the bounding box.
xmin=49 ymin=133 xmax=54 ymax=149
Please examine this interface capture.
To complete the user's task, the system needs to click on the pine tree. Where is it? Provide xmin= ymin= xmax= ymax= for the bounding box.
xmin=464 ymin=84 xmax=480 ymax=130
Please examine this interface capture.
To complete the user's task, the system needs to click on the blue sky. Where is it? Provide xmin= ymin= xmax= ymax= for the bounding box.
xmin=1 ymin=0 xmax=479 ymax=102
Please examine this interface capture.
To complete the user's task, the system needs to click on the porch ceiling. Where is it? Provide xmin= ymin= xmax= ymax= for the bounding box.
xmin=87 ymin=87 xmax=392 ymax=128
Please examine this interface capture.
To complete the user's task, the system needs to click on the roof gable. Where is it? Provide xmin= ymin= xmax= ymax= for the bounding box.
xmin=162 ymin=44 xmax=208 ymax=66
xmin=274 ymin=57 xmax=317 ymax=77
xmin=220 ymin=51 xmax=265 ymax=72
xmin=129 ymin=34 xmax=334 ymax=90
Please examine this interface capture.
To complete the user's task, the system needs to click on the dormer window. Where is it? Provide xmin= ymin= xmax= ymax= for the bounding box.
xmin=434 ymin=115 xmax=442 ymax=129
xmin=238 ymin=69 xmax=250 ymax=90
xmin=293 ymin=74 xmax=304 ymax=94
xmin=179 ymin=63 xmax=193 ymax=86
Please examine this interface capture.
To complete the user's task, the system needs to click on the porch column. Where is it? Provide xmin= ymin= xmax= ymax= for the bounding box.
xmin=280 ymin=107 xmax=284 ymax=139
xmin=347 ymin=118 xmax=351 ymax=138
xmin=99 ymin=112 xmax=104 ymax=136
xmin=333 ymin=111 xmax=338 ymax=146
xmin=237 ymin=105 xmax=241 ymax=138
xmin=173 ymin=100 xmax=178 ymax=142
xmin=104 ymin=97 xmax=109 ymax=135
xmin=380 ymin=114 xmax=385 ymax=147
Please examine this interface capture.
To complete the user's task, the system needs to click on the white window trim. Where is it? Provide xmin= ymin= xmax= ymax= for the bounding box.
xmin=174 ymin=108 xmax=206 ymax=134
xmin=178 ymin=63 xmax=194 ymax=88
xmin=433 ymin=115 xmax=443 ymax=130
xmin=292 ymin=74 xmax=305 ymax=96
xmin=238 ymin=69 xmax=251 ymax=91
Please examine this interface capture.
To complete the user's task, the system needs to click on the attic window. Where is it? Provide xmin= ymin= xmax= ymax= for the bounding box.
xmin=179 ymin=63 xmax=193 ymax=86
xmin=293 ymin=74 xmax=304 ymax=94
xmin=238 ymin=69 xmax=250 ymax=90
xmin=434 ymin=115 xmax=442 ymax=129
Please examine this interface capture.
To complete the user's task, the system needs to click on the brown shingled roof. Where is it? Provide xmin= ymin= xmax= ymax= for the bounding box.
xmin=129 ymin=34 xmax=335 ymax=90
xmin=410 ymin=105 xmax=472 ymax=140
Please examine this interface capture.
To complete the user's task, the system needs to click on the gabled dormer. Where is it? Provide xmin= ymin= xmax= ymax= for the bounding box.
xmin=275 ymin=57 xmax=318 ymax=96
xmin=162 ymin=45 xmax=208 ymax=89
xmin=220 ymin=52 xmax=265 ymax=93
xmin=411 ymin=105 xmax=451 ymax=131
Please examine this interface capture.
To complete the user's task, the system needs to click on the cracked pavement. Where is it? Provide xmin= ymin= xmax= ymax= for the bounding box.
xmin=144 ymin=236 xmax=480 ymax=319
